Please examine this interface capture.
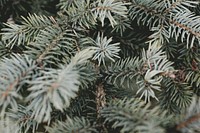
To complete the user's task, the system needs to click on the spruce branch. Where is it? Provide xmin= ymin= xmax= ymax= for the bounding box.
xmin=169 ymin=11 xmax=200 ymax=48
xmin=105 ymin=57 xmax=142 ymax=89
xmin=26 ymin=48 xmax=95 ymax=123
xmin=101 ymin=98 xmax=171 ymax=133
xmin=1 ymin=14 xmax=58 ymax=48
xmin=1 ymin=0 xmax=200 ymax=132
xmin=129 ymin=0 xmax=166 ymax=28
xmin=93 ymin=0 xmax=130 ymax=27
xmin=159 ymin=78 xmax=193 ymax=113
xmin=185 ymin=69 xmax=200 ymax=88
xmin=129 ymin=0 xmax=199 ymax=46
xmin=175 ymin=95 xmax=200 ymax=133
xmin=7 ymin=105 xmax=38 ymax=133
xmin=0 ymin=117 xmax=19 ymax=133
xmin=0 ymin=54 xmax=36 ymax=116
xmin=59 ymin=0 xmax=75 ymax=10
xmin=106 ymin=40 xmax=174 ymax=102
xmin=111 ymin=16 xmax=132 ymax=36
xmin=66 ymin=0 xmax=97 ymax=29
xmin=164 ymin=0 xmax=198 ymax=13
xmin=25 ymin=26 xmax=75 ymax=67
xmin=91 ymin=32 xmax=120 ymax=66
xmin=46 ymin=116 xmax=97 ymax=133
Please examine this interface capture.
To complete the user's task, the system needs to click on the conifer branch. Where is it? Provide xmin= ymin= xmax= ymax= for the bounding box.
xmin=1 ymin=14 xmax=58 ymax=48
xmin=1 ymin=0 xmax=200 ymax=132
xmin=0 ymin=54 xmax=36 ymax=116
xmin=176 ymin=112 xmax=200 ymax=130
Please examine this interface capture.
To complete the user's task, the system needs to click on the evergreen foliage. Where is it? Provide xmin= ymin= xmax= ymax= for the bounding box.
xmin=0 ymin=0 xmax=200 ymax=132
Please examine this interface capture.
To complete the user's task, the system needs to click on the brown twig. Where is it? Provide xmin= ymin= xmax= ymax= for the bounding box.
xmin=176 ymin=113 xmax=200 ymax=130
